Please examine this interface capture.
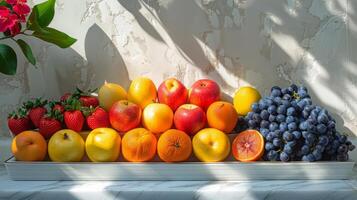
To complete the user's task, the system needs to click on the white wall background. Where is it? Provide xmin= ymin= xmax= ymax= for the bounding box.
xmin=0 ymin=0 xmax=356 ymax=137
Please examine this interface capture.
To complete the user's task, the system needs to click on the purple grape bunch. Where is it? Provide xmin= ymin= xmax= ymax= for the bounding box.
xmin=243 ymin=84 xmax=355 ymax=162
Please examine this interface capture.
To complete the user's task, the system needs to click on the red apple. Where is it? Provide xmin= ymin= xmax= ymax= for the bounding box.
xmin=158 ymin=78 xmax=188 ymax=111
xmin=174 ymin=104 xmax=206 ymax=136
xmin=188 ymin=79 xmax=220 ymax=110
xmin=109 ymin=100 xmax=142 ymax=133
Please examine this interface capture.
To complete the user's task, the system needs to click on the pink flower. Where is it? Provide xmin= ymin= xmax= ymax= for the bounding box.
xmin=6 ymin=0 xmax=26 ymax=5
xmin=5 ymin=0 xmax=18 ymax=4
xmin=9 ymin=22 xmax=20 ymax=36
xmin=13 ymin=3 xmax=30 ymax=16
xmin=6 ymin=0 xmax=30 ymax=16
xmin=0 ymin=6 xmax=17 ymax=32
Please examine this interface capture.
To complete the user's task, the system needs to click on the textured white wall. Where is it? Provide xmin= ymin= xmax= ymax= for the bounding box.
xmin=0 ymin=0 xmax=356 ymax=137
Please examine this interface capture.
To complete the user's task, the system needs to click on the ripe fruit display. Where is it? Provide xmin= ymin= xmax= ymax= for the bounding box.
xmin=157 ymin=129 xmax=192 ymax=162
xmin=158 ymin=78 xmax=188 ymax=111
xmin=142 ymin=103 xmax=173 ymax=134
xmin=174 ymin=104 xmax=206 ymax=136
xmin=122 ymin=128 xmax=157 ymax=162
xmin=98 ymin=82 xmax=127 ymax=111
xmin=233 ymin=86 xmax=261 ymax=116
xmin=192 ymin=128 xmax=230 ymax=162
xmin=128 ymin=77 xmax=157 ymax=109
xmin=189 ymin=79 xmax=220 ymax=110
xmin=7 ymin=108 xmax=32 ymax=136
xmin=232 ymin=130 xmax=265 ymax=162
xmin=109 ymin=100 xmax=141 ymax=133
xmin=243 ymin=85 xmax=355 ymax=162
xmin=207 ymin=101 xmax=238 ymax=133
xmin=85 ymin=128 xmax=121 ymax=162
xmin=5 ymin=77 xmax=356 ymax=164
xmin=48 ymin=129 xmax=85 ymax=162
xmin=22 ymin=98 xmax=48 ymax=128
xmin=11 ymin=131 xmax=47 ymax=161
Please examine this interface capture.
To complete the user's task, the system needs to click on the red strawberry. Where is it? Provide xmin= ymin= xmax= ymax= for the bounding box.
xmin=49 ymin=101 xmax=64 ymax=113
xmin=73 ymin=87 xmax=99 ymax=107
xmin=60 ymin=93 xmax=72 ymax=102
xmin=64 ymin=110 xmax=84 ymax=132
xmin=39 ymin=110 xmax=63 ymax=139
xmin=79 ymin=96 xmax=99 ymax=107
xmin=7 ymin=108 xmax=32 ymax=136
xmin=84 ymin=107 xmax=110 ymax=129
xmin=23 ymin=98 xmax=48 ymax=128
xmin=53 ymin=104 xmax=64 ymax=113
xmin=63 ymin=98 xmax=84 ymax=132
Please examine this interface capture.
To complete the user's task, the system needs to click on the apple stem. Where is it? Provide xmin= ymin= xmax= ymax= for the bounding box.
xmin=63 ymin=132 xmax=69 ymax=140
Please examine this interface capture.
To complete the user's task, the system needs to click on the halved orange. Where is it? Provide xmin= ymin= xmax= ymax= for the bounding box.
xmin=232 ymin=130 xmax=264 ymax=162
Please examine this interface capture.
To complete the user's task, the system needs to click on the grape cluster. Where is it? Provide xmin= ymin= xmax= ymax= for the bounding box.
xmin=244 ymin=84 xmax=355 ymax=162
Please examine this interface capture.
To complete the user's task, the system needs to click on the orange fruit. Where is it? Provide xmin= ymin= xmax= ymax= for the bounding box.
xmin=142 ymin=103 xmax=173 ymax=134
xmin=11 ymin=131 xmax=47 ymax=161
xmin=206 ymin=101 xmax=238 ymax=133
xmin=122 ymin=128 xmax=157 ymax=162
xmin=232 ymin=130 xmax=264 ymax=162
xmin=157 ymin=129 xmax=192 ymax=162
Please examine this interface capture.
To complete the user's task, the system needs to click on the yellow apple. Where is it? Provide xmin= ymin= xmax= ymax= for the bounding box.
xmin=85 ymin=128 xmax=121 ymax=162
xmin=192 ymin=128 xmax=230 ymax=162
xmin=98 ymin=82 xmax=127 ymax=111
xmin=48 ymin=129 xmax=85 ymax=162
xmin=142 ymin=103 xmax=173 ymax=134
xmin=128 ymin=77 xmax=157 ymax=109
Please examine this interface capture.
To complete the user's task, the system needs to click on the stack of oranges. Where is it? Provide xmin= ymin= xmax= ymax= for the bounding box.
xmin=11 ymin=77 xmax=265 ymax=163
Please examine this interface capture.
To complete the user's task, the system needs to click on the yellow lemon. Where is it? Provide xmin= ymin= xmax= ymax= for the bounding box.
xmin=233 ymin=86 xmax=261 ymax=116
xmin=98 ymin=82 xmax=127 ymax=111
xmin=192 ymin=128 xmax=230 ymax=162
xmin=128 ymin=77 xmax=157 ymax=109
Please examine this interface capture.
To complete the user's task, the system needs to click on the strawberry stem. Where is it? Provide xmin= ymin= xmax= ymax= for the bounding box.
xmin=22 ymin=97 xmax=48 ymax=109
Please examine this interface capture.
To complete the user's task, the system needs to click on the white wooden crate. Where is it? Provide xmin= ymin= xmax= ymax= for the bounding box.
xmin=4 ymin=157 xmax=355 ymax=181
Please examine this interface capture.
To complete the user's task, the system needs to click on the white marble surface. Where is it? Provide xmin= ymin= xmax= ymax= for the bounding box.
xmin=0 ymin=165 xmax=356 ymax=200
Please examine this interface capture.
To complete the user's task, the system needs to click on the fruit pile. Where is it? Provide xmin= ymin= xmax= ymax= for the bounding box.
xmin=244 ymin=85 xmax=355 ymax=162
xmin=8 ymin=78 xmax=354 ymax=163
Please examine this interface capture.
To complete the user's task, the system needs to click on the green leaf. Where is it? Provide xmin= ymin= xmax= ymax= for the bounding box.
xmin=16 ymin=39 xmax=36 ymax=65
xmin=28 ymin=0 xmax=56 ymax=29
xmin=0 ymin=1 xmax=11 ymax=8
xmin=0 ymin=44 xmax=17 ymax=75
xmin=33 ymin=27 xmax=77 ymax=48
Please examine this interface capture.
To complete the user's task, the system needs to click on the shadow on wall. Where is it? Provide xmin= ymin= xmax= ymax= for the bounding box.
xmin=117 ymin=0 xmax=357 ymax=135
xmin=52 ymin=24 xmax=130 ymax=93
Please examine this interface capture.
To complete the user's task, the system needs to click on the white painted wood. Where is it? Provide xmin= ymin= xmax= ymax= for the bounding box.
xmin=4 ymin=157 xmax=355 ymax=181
